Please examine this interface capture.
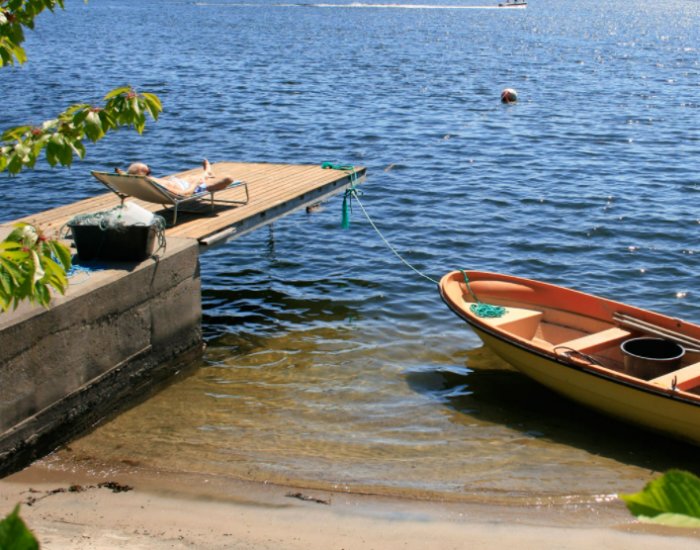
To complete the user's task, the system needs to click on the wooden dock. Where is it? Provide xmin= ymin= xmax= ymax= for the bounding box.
xmin=7 ymin=162 xmax=365 ymax=247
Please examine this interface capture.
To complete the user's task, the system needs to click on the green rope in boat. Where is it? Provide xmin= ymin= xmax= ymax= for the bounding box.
xmin=460 ymin=270 xmax=506 ymax=318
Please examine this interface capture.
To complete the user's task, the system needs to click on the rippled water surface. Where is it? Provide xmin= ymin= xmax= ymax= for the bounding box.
xmin=3 ymin=0 xmax=700 ymax=503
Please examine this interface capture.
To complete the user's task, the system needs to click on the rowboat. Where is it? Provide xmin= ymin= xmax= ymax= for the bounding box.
xmin=439 ymin=270 xmax=700 ymax=446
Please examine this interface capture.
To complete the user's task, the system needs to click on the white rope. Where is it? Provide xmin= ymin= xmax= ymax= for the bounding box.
xmin=349 ymin=190 xmax=439 ymax=285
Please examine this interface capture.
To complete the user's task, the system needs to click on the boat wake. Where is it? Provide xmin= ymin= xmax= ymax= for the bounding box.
xmin=193 ymin=2 xmax=503 ymax=9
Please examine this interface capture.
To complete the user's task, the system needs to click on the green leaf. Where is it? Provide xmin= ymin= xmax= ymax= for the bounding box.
xmin=14 ymin=46 xmax=28 ymax=65
xmin=46 ymin=240 xmax=72 ymax=271
xmin=7 ymin=153 xmax=24 ymax=175
xmin=103 ymin=86 xmax=132 ymax=100
xmin=2 ymin=126 xmax=31 ymax=142
xmin=41 ymin=256 xmax=68 ymax=291
xmin=16 ymin=270 xmax=34 ymax=302
xmin=64 ymin=103 xmax=91 ymax=115
xmin=141 ymin=92 xmax=163 ymax=119
xmin=620 ymin=470 xmax=700 ymax=527
xmin=0 ymin=505 xmax=39 ymax=550
xmin=0 ymin=42 xmax=28 ymax=67
xmin=34 ymin=280 xmax=51 ymax=306
xmin=105 ymin=94 xmax=126 ymax=115
xmin=0 ymin=291 xmax=11 ymax=312
xmin=0 ymin=255 xmax=24 ymax=277
xmin=32 ymin=134 xmax=50 ymax=157
xmin=0 ymin=240 xmax=23 ymax=251
xmin=6 ymin=223 xmax=30 ymax=243
xmin=133 ymin=112 xmax=146 ymax=134
xmin=84 ymin=111 xmax=104 ymax=142
xmin=130 ymin=96 xmax=141 ymax=116
xmin=0 ymin=269 xmax=12 ymax=294
xmin=636 ymin=513 xmax=700 ymax=528
xmin=13 ymin=142 xmax=31 ymax=162
xmin=41 ymin=118 xmax=59 ymax=131
xmin=71 ymin=108 xmax=90 ymax=126
xmin=70 ymin=139 xmax=86 ymax=159
xmin=0 ymin=250 xmax=30 ymax=262
xmin=0 ymin=221 xmax=71 ymax=309
xmin=97 ymin=109 xmax=116 ymax=132
xmin=56 ymin=139 xmax=73 ymax=167
xmin=45 ymin=138 xmax=60 ymax=167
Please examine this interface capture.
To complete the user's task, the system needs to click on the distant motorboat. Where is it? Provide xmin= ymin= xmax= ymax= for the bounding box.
xmin=498 ymin=0 xmax=527 ymax=7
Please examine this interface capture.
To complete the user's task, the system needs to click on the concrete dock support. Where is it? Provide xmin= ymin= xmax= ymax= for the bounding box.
xmin=0 ymin=237 xmax=203 ymax=477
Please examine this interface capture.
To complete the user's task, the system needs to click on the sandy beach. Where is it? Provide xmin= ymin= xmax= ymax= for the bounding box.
xmin=2 ymin=462 xmax=699 ymax=549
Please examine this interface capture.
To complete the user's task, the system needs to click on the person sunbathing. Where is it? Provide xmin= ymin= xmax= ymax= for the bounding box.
xmin=116 ymin=159 xmax=234 ymax=196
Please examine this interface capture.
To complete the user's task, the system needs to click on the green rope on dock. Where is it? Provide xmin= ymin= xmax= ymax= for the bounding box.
xmin=322 ymin=162 xmax=361 ymax=229
xmin=321 ymin=162 xmax=356 ymax=171
xmin=460 ymin=270 xmax=506 ymax=318
xmin=341 ymin=189 xmax=352 ymax=229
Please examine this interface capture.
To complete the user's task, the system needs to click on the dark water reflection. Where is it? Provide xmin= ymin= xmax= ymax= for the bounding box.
xmin=411 ymin=349 xmax=700 ymax=476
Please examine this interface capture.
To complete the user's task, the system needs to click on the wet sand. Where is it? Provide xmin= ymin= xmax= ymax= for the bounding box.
xmin=2 ymin=463 xmax=699 ymax=549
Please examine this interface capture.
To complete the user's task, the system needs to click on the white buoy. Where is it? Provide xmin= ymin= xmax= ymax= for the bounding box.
xmin=501 ymin=88 xmax=518 ymax=104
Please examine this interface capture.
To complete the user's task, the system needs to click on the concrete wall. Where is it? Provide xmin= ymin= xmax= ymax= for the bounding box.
xmin=0 ymin=237 xmax=203 ymax=477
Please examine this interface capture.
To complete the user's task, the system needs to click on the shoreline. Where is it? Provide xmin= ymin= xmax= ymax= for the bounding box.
xmin=2 ymin=462 xmax=699 ymax=549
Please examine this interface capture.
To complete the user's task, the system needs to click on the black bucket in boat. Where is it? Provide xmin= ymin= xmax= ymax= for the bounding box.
xmin=620 ymin=337 xmax=684 ymax=379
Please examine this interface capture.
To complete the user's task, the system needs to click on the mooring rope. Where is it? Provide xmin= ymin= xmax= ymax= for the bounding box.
xmin=323 ymin=162 xmax=439 ymax=284
xmin=351 ymin=189 xmax=440 ymax=285
xmin=322 ymin=162 xmax=506 ymax=318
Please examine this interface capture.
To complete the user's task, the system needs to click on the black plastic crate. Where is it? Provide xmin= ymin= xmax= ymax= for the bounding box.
xmin=69 ymin=223 xmax=157 ymax=262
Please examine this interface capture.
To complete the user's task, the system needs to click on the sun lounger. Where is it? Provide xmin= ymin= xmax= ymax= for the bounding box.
xmin=91 ymin=171 xmax=249 ymax=225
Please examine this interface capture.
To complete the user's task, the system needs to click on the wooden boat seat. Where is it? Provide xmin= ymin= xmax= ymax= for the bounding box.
xmin=650 ymin=362 xmax=700 ymax=391
xmin=557 ymin=327 xmax=632 ymax=353
xmin=479 ymin=306 xmax=543 ymax=340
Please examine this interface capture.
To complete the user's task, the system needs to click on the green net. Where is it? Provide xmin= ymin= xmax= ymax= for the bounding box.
xmin=68 ymin=205 xmax=166 ymax=232
xmin=66 ymin=204 xmax=168 ymax=259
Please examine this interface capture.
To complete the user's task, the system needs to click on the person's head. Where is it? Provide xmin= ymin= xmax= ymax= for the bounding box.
xmin=127 ymin=162 xmax=152 ymax=176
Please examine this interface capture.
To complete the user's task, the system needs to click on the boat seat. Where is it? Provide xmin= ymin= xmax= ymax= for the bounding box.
xmin=650 ymin=362 xmax=700 ymax=391
xmin=480 ymin=306 xmax=543 ymax=340
xmin=557 ymin=327 xmax=632 ymax=353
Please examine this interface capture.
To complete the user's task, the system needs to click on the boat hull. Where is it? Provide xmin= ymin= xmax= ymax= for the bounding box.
xmin=439 ymin=270 xmax=700 ymax=446
xmin=473 ymin=325 xmax=700 ymax=445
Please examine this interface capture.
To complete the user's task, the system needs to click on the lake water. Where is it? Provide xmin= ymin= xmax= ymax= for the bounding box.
xmin=3 ymin=0 xmax=700 ymax=507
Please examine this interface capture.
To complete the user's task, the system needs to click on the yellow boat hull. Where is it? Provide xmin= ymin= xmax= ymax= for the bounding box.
xmin=440 ymin=270 xmax=700 ymax=446
xmin=475 ymin=326 xmax=700 ymax=445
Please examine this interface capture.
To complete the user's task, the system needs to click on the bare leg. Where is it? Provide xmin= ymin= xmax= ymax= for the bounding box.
xmin=203 ymin=176 xmax=234 ymax=192
xmin=203 ymin=159 xmax=213 ymax=176
xmin=171 ymin=175 xmax=232 ymax=195
xmin=175 ymin=160 xmax=215 ymax=192
xmin=150 ymin=161 xmax=230 ymax=195
xmin=199 ymin=159 xmax=232 ymax=192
